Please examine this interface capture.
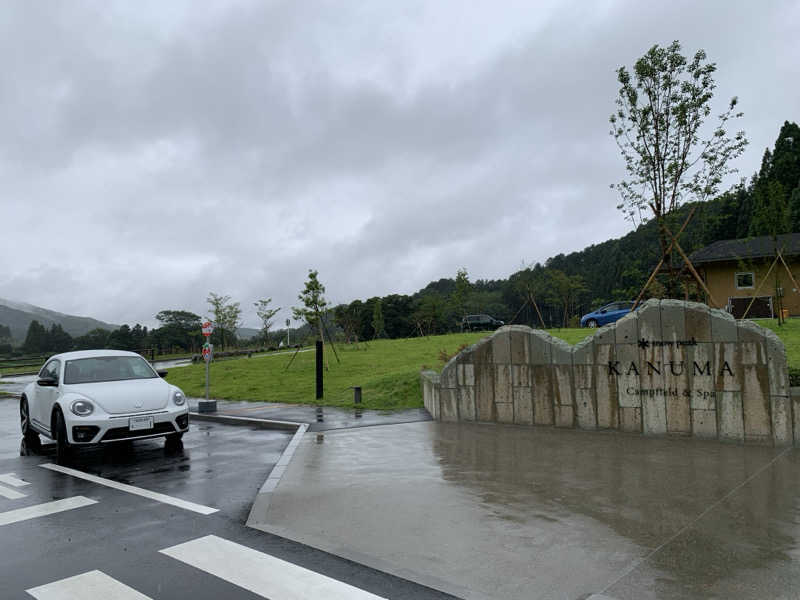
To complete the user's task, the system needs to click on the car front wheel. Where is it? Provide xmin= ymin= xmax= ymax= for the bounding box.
xmin=586 ymin=319 xmax=598 ymax=328
xmin=165 ymin=432 xmax=183 ymax=450
xmin=54 ymin=409 xmax=71 ymax=465
xmin=20 ymin=397 xmax=40 ymax=448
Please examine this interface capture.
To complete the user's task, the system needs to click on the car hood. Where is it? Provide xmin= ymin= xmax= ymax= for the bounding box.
xmin=65 ymin=378 xmax=170 ymax=414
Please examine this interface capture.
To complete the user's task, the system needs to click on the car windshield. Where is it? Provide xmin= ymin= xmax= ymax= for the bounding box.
xmin=64 ymin=356 xmax=158 ymax=384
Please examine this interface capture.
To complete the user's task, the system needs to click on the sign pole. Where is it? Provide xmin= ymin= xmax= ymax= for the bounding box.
xmin=199 ymin=321 xmax=216 ymax=413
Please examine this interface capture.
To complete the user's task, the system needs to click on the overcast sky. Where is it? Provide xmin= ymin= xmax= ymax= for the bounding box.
xmin=1 ymin=1 xmax=798 ymax=329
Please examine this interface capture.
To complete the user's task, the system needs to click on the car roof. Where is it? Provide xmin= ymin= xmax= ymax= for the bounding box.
xmin=47 ymin=349 xmax=143 ymax=362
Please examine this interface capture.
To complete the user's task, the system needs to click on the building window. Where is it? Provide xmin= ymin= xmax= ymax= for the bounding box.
xmin=735 ymin=272 xmax=754 ymax=289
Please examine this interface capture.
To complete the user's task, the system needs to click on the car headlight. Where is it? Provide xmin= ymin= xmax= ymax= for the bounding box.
xmin=172 ymin=390 xmax=186 ymax=406
xmin=70 ymin=399 xmax=94 ymax=416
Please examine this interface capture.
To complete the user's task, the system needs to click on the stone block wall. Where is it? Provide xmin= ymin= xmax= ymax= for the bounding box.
xmin=421 ymin=299 xmax=795 ymax=446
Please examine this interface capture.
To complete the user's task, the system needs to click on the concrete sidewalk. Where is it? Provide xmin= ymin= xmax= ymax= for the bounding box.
xmin=249 ymin=420 xmax=800 ymax=600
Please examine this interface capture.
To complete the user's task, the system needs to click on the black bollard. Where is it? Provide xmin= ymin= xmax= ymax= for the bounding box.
xmin=316 ymin=340 xmax=323 ymax=400
xmin=353 ymin=386 xmax=362 ymax=404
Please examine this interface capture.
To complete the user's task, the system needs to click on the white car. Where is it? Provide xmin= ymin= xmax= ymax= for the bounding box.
xmin=20 ymin=350 xmax=189 ymax=463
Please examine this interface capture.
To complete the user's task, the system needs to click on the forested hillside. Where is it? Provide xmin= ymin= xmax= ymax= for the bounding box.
xmin=333 ymin=121 xmax=800 ymax=336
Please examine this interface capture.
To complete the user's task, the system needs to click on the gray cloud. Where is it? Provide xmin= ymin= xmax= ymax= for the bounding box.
xmin=1 ymin=0 xmax=798 ymax=328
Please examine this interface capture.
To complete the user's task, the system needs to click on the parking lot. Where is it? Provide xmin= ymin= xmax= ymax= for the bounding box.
xmin=0 ymin=394 xmax=456 ymax=600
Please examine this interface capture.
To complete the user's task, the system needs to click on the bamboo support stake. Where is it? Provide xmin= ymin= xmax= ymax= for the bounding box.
xmin=662 ymin=224 xmax=719 ymax=308
xmin=529 ymin=293 xmax=547 ymax=329
xmin=777 ymin=251 xmax=800 ymax=293
xmin=632 ymin=206 xmax=697 ymax=310
xmin=741 ymin=256 xmax=778 ymax=319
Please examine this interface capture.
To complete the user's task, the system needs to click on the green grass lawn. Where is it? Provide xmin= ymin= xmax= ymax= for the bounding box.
xmin=0 ymin=364 xmax=43 ymax=376
xmin=166 ymin=328 xmax=595 ymax=410
xmin=753 ymin=318 xmax=800 ymax=378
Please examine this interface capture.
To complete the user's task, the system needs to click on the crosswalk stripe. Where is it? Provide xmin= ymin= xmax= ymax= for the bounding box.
xmin=40 ymin=463 xmax=217 ymax=515
xmin=0 ymin=496 xmax=97 ymax=527
xmin=26 ymin=569 xmax=154 ymax=600
xmin=0 ymin=483 xmax=27 ymax=500
xmin=0 ymin=473 xmax=31 ymax=487
xmin=160 ymin=535 xmax=387 ymax=600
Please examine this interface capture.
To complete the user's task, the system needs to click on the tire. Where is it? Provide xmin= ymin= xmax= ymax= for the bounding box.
xmin=586 ymin=319 xmax=598 ymax=328
xmin=20 ymin=397 xmax=40 ymax=449
xmin=165 ymin=432 xmax=183 ymax=449
xmin=54 ymin=409 xmax=71 ymax=465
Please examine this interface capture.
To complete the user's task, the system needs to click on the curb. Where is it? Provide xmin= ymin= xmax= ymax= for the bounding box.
xmin=188 ymin=412 xmax=299 ymax=431
xmin=185 ymin=410 xmax=310 ymax=528
xmin=246 ymin=422 xmax=309 ymax=529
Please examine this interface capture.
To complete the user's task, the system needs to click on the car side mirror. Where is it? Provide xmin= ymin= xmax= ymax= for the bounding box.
xmin=157 ymin=369 xmax=168 ymax=378
xmin=600 ymin=310 xmax=607 ymax=314
xmin=37 ymin=377 xmax=58 ymax=387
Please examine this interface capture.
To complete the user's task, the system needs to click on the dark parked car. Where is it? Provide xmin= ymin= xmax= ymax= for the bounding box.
xmin=462 ymin=314 xmax=504 ymax=331
xmin=580 ymin=301 xmax=635 ymax=328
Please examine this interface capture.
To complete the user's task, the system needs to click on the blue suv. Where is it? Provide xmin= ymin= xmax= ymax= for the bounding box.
xmin=580 ymin=301 xmax=635 ymax=328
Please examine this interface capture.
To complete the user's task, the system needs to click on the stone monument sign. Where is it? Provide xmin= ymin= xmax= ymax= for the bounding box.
xmin=421 ymin=299 xmax=795 ymax=446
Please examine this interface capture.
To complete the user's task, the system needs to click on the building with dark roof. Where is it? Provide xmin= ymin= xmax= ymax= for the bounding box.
xmin=690 ymin=233 xmax=800 ymax=318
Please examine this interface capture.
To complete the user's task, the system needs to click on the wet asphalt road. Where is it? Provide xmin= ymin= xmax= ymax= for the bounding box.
xmin=0 ymin=396 xmax=459 ymax=600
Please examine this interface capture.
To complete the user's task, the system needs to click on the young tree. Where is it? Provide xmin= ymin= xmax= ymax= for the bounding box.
xmin=292 ymin=270 xmax=329 ymax=337
xmin=610 ymin=40 xmax=748 ymax=291
xmin=547 ymin=270 xmax=587 ymax=328
xmin=254 ymin=298 xmax=281 ymax=345
xmin=451 ymin=268 xmax=471 ymax=322
xmin=371 ymin=298 xmax=386 ymax=339
xmin=207 ymin=293 xmax=242 ymax=351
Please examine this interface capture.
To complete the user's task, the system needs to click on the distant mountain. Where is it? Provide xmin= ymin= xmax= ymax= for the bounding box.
xmin=0 ymin=297 xmax=119 ymax=343
xmin=236 ymin=327 xmax=261 ymax=340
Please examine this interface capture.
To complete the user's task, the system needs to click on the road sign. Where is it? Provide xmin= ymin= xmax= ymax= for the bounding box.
xmin=202 ymin=321 xmax=214 ymax=337
xmin=199 ymin=341 xmax=216 ymax=413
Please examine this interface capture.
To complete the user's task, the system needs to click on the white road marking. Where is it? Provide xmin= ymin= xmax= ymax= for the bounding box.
xmin=0 ymin=472 xmax=31 ymax=487
xmin=0 ymin=483 xmax=26 ymax=499
xmin=160 ymin=535 xmax=388 ymax=600
xmin=0 ymin=496 xmax=96 ymax=527
xmin=40 ymin=463 xmax=218 ymax=515
xmin=26 ymin=570 xmax=154 ymax=600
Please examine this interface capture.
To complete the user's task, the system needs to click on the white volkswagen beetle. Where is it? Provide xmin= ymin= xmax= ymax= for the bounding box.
xmin=20 ymin=350 xmax=189 ymax=463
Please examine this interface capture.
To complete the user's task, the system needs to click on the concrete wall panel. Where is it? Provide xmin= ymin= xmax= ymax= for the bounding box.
xmin=692 ymin=409 xmax=717 ymax=438
xmin=532 ymin=366 xmax=554 ymax=425
xmin=642 ymin=396 xmax=667 ymax=435
xmin=513 ymin=388 xmax=533 ymax=425
xmin=620 ymin=406 xmax=642 ymax=433
xmin=661 ymin=299 xmax=686 ymax=341
xmin=719 ymin=391 xmax=744 ymax=442
xmin=771 ymin=395 xmax=792 ymax=446
xmin=741 ymin=364 xmax=771 ymax=444
xmin=458 ymin=386 xmax=476 ymax=421
xmin=575 ymin=388 xmax=597 ymax=430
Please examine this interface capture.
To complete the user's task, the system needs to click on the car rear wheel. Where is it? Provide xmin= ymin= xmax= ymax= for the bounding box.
xmin=54 ymin=409 xmax=71 ymax=465
xmin=20 ymin=397 xmax=40 ymax=448
xmin=586 ymin=319 xmax=598 ymax=328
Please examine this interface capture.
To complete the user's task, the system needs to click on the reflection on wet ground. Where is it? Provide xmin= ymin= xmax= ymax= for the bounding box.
xmin=260 ymin=420 xmax=800 ymax=600
xmin=0 ymin=395 xmax=291 ymax=520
